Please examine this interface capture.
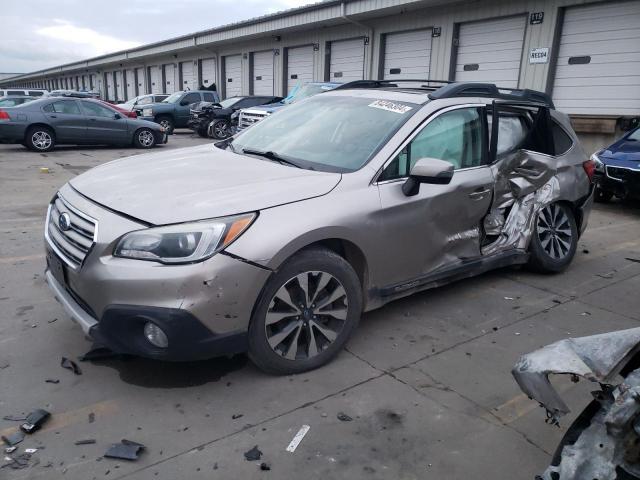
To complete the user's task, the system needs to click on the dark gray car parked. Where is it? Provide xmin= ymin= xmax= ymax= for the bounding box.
xmin=0 ymin=97 xmax=167 ymax=152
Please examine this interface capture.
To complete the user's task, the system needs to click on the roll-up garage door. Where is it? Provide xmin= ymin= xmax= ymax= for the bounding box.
xmin=149 ymin=66 xmax=162 ymax=93
xmin=224 ymin=55 xmax=242 ymax=98
xmin=135 ymin=68 xmax=146 ymax=95
xmin=200 ymin=58 xmax=216 ymax=89
xmin=106 ymin=73 xmax=115 ymax=101
xmin=125 ymin=70 xmax=135 ymax=100
xmin=286 ymin=45 xmax=314 ymax=93
xmin=552 ymin=1 xmax=640 ymax=115
xmin=82 ymin=75 xmax=88 ymax=90
xmin=329 ymin=38 xmax=365 ymax=83
xmin=90 ymin=74 xmax=96 ymax=91
xmin=383 ymin=29 xmax=432 ymax=80
xmin=252 ymin=51 xmax=274 ymax=95
xmin=454 ymin=16 xmax=526 ymax=89
xmin=180 ymin=61 xmax=196 ymax=91
xmin=115 ymin=71 xmax=124 ymax=101
xmin=164 ymin=64 xmax=176 ymax=93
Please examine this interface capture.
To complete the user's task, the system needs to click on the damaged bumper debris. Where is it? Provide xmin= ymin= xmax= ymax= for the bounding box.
xmin=513 ymin=327 xmax=640 ymax=479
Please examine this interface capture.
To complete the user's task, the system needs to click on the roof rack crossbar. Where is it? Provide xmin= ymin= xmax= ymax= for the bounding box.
xmin=428 ymin=82 xmax=554 ymax=108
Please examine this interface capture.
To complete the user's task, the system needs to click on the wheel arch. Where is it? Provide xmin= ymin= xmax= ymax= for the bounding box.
xmin=24 ymin=123 xmax=55 ymax=143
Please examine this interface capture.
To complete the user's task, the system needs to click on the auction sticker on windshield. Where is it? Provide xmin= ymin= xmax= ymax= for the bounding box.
xmin=368 ymin=100 xmax=412 ymax=114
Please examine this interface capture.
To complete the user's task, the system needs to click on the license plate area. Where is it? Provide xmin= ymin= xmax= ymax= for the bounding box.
xmin=47 ymin=250 xmax=67 ymax=287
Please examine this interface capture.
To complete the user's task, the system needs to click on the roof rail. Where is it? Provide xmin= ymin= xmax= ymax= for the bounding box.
xmin=428 ymin=82 xmax=555 ymax=108
xmin=335 ymin=79 xmax=453 ymax=90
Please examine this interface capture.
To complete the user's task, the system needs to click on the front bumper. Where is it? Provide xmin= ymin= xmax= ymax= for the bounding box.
xmin=595 ymin=167 xmax=640 ymax=199
xmin=187 ymin=117 xmax=209 ymax=131
xmin=44 ymin=185 xmax=271 ymax=361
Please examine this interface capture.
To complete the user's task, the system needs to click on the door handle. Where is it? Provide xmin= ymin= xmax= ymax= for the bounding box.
xmin=49 ymin=115 xmax=57 ymax=119
xmin=468 ymin=188 xmax=492 ymax=200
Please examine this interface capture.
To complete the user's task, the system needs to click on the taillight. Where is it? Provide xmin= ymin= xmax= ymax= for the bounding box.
xmin=582 ymin=159 xmax=596 ymax=183
xmin=0 ymin=109 xmax=9 ymax=121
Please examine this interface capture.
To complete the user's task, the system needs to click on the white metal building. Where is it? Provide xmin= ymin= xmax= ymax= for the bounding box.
xmin=2 ymin=0 xmax=639 ymax=148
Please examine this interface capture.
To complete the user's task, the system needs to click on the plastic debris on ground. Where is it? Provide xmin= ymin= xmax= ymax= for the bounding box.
xmin=2 ymin=431 xmax=25 ymax=447
xmin=75 ymin=439 xmax=97 ymax=445
xmin=104 ymin=439 xmax=145 ymax=461
xmin=78 ymin=344 xmax=120 ymax=362
xmin=60 ymin=357 xmax=82 ymax=375
xmin=260 ymin=462 xmax=271 ymax=471
xmin=244 ymin=445 xmax=263 ymax=461
xmin=20 ymin=409 xmax=50 ymax=434
xmin=337 ymin=412 xmax=353 ymax=422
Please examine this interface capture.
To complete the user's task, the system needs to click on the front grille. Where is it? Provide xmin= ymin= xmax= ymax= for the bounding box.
xmin=237 ymin=111 xmax=269 ymax=131
xmin=607 ymin=165 xmax=640 ymax=183
xmin=46 ymin=195 xmax=97 ymax=269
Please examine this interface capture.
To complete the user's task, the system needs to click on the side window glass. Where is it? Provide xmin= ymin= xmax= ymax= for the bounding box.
xmin=80 ymin=101 xmax=115 ymax=118
xmin=203 ymin=92 xmax=216 ymax=102
xmin=182 ymin=93 xmax=201 ymax=104
xmin=552 ymin=121 xmax=573 ymax=155
xmin=380 ymin=108 xmax=484 ymax=181
xmin=487 ymin=113 xmax=529 ymax=156
xmin=42 ymin=103 xmax=54 ymax=113
xmin=52 ymin=101 xmax=81 ymax=114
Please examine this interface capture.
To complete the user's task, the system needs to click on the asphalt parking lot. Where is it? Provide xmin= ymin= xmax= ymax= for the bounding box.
xmin=1 ymin=131 xmax=639 ymax=480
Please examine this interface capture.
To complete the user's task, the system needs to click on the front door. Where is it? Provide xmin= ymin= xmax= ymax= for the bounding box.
xmin=376 ymin=106 xmax=494 ymax=286
xmin=79 ymin=100 xmax=129 ymax=144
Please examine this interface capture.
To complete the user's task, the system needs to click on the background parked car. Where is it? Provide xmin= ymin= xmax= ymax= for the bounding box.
xmin=188 ymin=95 xmax=282 ymax=139
xmin=592 ymin=125 xmax=640 ymax=202
xmin=136 ymin=90 xmax=220 ymax=133
xmin=0 ymin=97 xmax=166 ymax=152
xmin=117 ymin=94 xmax=169 ymax=112
xmin=49 ymin=90 xmax=97 ymax=99
xmin=0 ymin=88 xmax=48 ymax=97
xmin=0 ymin=96 xmax=37 ymax=107
xmin=99 ymin=100 xmax=137 ymax=119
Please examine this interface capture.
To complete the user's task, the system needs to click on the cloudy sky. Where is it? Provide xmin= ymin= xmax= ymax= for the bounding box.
xmin=0 ymin=0 xmax=316 ymax=74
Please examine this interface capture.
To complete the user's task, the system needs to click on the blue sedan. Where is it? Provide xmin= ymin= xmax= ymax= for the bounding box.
xmin=592 ymin=126 xmax=640 ymax=202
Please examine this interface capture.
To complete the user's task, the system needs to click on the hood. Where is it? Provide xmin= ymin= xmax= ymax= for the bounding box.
xmin=137 ymin=102 xmax=168 ymax=112
xmin=69 ymin=144 xmax=341 ymax=225
xmin=244 ymin=103 xmax=285 ymax=114
xmin=599 ymin=138 xmax=640 ymax=164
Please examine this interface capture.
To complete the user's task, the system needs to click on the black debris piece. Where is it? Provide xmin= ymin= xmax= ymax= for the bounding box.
xmin=232 ymin=414 xmax=243 ymax=420
xmin=1 ymin=453 xmax=32 ymax=470
xmin=2 ymin=430 xmax=25 ymax=447
xmin=337 ymin=412 xmax=353 ymax=422
xmin=2 ymin=415 xmax=27 ymax=422
xmin=0 ymin=362 xmax=9 ymax=370
xmin=244 ymin=445 xmax=263 ymax=461
xmin=75 ymin=439 xmax=97 ymax=445
xmin=61 ymin=357 xmax=82 ymax=375
xmin=21 ymin=409 xmax=51 ymax=433
xmin=626 ymin=257 xmax=640 ymax=264
xmin=582 ymin=249 xmax=590 ymax=254
xmin=260 ymin=462 xmax=271 ymax=471
xmin=48 ymin=318 xmax=58 ymax=324
xmin=45 ymin=379 xmax=60 ymax=384
xmin=88 ymin=412 xmax=95 ymax=424
xmin=78 ymin=344 xmax=119 ymax=362
xmin=104 ymin=439 xmax=145 ymax=461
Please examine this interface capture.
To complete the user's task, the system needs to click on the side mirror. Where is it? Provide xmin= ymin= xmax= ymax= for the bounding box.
xmin=114 ymin=113 xmax=122 ymax=120
xmin=180 ymin=99 xmax=190 ymax=106
xmin=402 ymin=157 xmax=454 ymax=196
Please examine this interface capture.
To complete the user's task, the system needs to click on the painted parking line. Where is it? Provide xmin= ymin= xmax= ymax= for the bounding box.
xmin=0 ymin=254 xmax=45 ymax=264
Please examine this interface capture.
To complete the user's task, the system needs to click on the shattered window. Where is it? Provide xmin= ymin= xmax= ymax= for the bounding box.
xmin=487 ymin=113 xmax=529 ymax=157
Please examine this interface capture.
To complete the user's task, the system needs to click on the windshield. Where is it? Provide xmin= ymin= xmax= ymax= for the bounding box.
xmin=163 ymin=92 xmax=183 ymax=103
xmin=231 ymin=95 xmax=417 ymax=172
xmin=628 ymin=127 xmax=640 ymax=141
xmin=284 ymin=84 xmax=334 ymax=105
xmin=219 ymin=97 xmax=240 ymax=108
xmin=121 ymin=97 xmax=137 ymax=107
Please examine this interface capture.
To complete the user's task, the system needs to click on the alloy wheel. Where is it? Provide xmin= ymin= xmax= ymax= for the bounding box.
xmin=159 ymin=119 xmax=171 ymax=130
xmin=213 ymin=121 xmax=229 ymax=138
xmin=264 ymin=271 xmax=348 ymax=361
xmin=138 ymin=130 xmax=155 ymax=147
xmin=32 ymin=131 xmax=52 ymax=150
xmin=537 ymin=204 xmax=572 ymax=260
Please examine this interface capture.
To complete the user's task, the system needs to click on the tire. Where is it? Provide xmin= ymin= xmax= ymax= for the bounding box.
xmin=156 ymin=116 xmax=174 ymax=134
xmin=528 ymin=202 xmax=578 ymax=273
xmin=211 ymin=119 xmax=230 ymax=140
xmin=594 ymin=186 xmax=614 ymax=203
xmin=248 ymin=247 xmax=362 ymax=375
xmin=133 ymin=128 xmax=157 ymax=149
xmin=25 ymin=126 xmax=55 ymax=152
xmin=197 ymin=127 xmax=209 ymax=138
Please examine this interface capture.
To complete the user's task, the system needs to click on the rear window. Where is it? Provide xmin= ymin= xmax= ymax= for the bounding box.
xmin=203 ymin=92 xmax=216 ymax=102
xmin=552 ymin=122 xmax=573 ymax=155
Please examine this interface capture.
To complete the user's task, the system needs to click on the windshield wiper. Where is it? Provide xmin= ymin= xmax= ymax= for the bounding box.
xmin=241 ymin=148 xmax=303 ymax=169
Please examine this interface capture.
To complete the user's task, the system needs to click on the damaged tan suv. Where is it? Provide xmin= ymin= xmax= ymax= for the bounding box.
xmin=44 ymin=81 xmax=595 ymax=374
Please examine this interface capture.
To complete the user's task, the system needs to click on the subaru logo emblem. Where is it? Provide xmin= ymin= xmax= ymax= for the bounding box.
xmin=58 ymin=212 xmax=71 ymax=231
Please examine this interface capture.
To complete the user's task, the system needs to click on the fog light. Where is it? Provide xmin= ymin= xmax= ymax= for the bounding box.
xmin=144 ymin=322 xmax=168 ymax=348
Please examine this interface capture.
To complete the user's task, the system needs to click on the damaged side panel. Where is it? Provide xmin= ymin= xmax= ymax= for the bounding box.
xmin=513 ymin=327 xmax=640 ymax=479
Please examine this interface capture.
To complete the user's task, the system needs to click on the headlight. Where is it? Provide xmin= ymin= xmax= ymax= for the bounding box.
xmin=114 ymin=213 xmax=256 ymax=264
xmin=142 ymin=108 xmax=153 ymax=117
xmin=590 ymin=152 xmax=605 ymax=173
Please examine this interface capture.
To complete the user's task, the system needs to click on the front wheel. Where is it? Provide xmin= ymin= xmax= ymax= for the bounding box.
xmin=211 ymin=119 xmax=230 ymax=139
xmin=25 ymin=126 xmax=55 ymax=152
xmin=248 ymin=248 xmax=362 ymax=375
xmin=133 ymin=128 xmax=157 ymax=149
xmin=156 ymin=116 xmax=174 ymax=134
xmin=528 ymin=202 xmax=578 ymax=273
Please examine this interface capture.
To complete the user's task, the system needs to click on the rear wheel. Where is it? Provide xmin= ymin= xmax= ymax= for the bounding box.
xmin=25 ymin=126 xmax=55 ymax=152
xmin=528 ymin=202 xmax=578 ymax=273
xmin=133 ymin=128 xmax=157 ymax=149
xmin=211 ymin=119 xmax=230 ymax=139
xmin=248 ymin=248 xmax=362 ymax=375
xmin=594 ymin=186 xmax=614 ymax=203
xmin=156 ymin=116 xmax=174 ymax=134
